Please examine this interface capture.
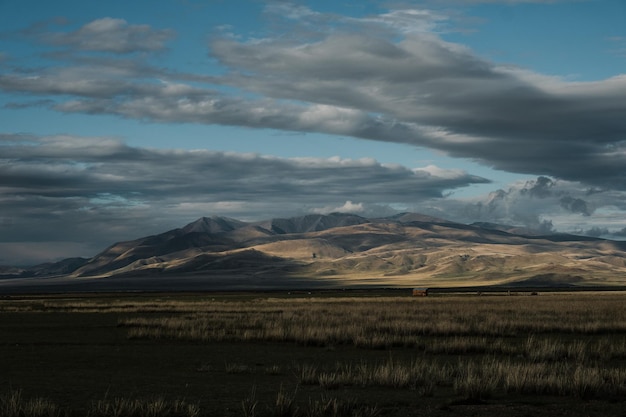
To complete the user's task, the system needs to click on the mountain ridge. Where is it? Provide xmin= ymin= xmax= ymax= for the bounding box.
xmin=3 ymin=212 xmax=626 ymax=288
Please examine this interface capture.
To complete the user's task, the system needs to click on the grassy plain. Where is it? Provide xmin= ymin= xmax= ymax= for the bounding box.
xmin=0 ymin=290 xmax=625 ymax=416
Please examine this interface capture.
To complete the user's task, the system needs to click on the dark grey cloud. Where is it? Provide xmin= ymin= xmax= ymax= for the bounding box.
xmin=0 ymin=134 xmax=487 ymax=200
xmin=521 ymin=176 xmax=554 ymax=199
xmin=204 ymin=4 xmax=626 ymax=188
xmin=559 ymin=196 xmax=591 ymax=216
xmin=0 ymin=134 xmax=488 ymax=264
xmin=209 ymin=30 xmax=626 ymax=187
xmin=584 ymin=227 xmax=609 ymax=238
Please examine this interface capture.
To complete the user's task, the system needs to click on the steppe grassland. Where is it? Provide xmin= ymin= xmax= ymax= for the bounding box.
xmin=119 ymin=293 xmax=626 ymax=398
xmin=39 ymin=293 xmax=626 ymax=395
xmin=26 ymin=292 xmax=626 ymax=358
xmin=2 ymin=291 xmax=626 ymax=417
xmin=111 ymin=293 xmax=626 ymax=340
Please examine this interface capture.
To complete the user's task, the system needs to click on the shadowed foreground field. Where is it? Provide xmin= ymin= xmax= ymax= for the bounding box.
xmin=1 ymin=291 xmax=625 ymax=416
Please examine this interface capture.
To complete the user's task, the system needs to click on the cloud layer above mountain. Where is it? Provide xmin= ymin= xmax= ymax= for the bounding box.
xmin=3 ymin=4 xmax=625 ymax=187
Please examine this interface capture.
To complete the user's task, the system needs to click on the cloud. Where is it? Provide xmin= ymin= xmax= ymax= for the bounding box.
xmin=584 ymin=227 xmax=609 ymax=238
xmin=407 ymin=176 xmax=626 ymax=238
xmin=38 ymin=17 xmax=175 ymax=54
xmin=0 ymin=134 xmax=488 ymax=264
xmin=0 ymin=134 xmax=487 ymax=201
xmin=559 ymin=196 xmax=591 ymax=216
xmin=2 ymin=7 xmax=625 ymax=191
xmin=208 ymin=29 xmax=626 ymax=187
xmin=358 ymin=9 xmax=449 ymax=34
xmin=311 ymin=201 xmax=365 ymax=215
xmin=521 ymin=176 xmax=554 ymax=199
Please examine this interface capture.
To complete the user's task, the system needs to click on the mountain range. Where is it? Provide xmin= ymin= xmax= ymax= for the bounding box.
xmin=2 ymin=212 xmax=626 ymax=290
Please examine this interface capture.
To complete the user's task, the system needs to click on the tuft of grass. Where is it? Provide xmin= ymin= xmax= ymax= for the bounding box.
xmin=305 ymin=396 xmax=380 ymax=417
xmin=297 ymin=357 xmax=451 ymax=391
xmin=318 ymin=372 xmax=342 ymax=390
xmin=225 ymin=362 xmax=253 ymax=374
xmin=264 ymin=364 xmax=283 ymax=375
xmin=297 ymin=363 xmax=319 ymax=385
xmin=87 ymin=396 xmax=199 ymax=417
xmin=0 ymin=390 xmax=61 ymax=417
xmin=271 ymin=385 xmax=299 ymax=417
xmin=453 ymin=358 xmax=505 ymax=400
xmin=241 ymin=386 xmax=258 ymax=417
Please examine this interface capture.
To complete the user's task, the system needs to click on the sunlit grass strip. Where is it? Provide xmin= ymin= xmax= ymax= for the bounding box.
xmin=5 ymin=294 xmax=626 ymax=339
xmin=5 ymin=294 xmax=626 ymax=335
xmin=296 ymin=357 xmax=626 ymax=400
xmin=118 ymin=298 xmax=626 ymax=361
xmin=297 ymin=357 xmax=451 ymax=391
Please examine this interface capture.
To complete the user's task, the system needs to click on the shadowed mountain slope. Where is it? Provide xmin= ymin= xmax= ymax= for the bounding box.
xmin=253 ymin=213 xmax=369 ymax=235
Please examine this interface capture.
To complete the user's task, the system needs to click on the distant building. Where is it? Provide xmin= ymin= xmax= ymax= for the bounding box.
xmin=412 ymin=288 xmax=429 ymax=297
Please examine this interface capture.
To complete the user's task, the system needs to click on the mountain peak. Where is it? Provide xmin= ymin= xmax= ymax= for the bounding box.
xmin=386 ymin=212 xmax=450 ymax=224
xmin=181 ymin=216 xmax=248 ymax=234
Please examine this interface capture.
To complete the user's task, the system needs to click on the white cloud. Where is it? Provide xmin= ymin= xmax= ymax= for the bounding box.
xmin=311 ymin=201 xmax=365 ymax=215
xmin=361 ymin=9 xmax=448 ymax=34
xmin=414 ymin=165 xmax=469 ymax=179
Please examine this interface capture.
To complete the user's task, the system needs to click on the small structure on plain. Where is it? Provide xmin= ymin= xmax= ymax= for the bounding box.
xmin=412 ymin=288 xmax=429 ymax=297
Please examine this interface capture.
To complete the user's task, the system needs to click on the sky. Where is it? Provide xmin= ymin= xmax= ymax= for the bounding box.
xmin=1 ymin=0 xmax=626 ymax=265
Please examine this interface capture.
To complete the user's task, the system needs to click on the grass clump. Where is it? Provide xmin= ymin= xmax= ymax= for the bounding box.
xmin=241 ymin=386 xmax=259 ymax=417
xmin=297 ymin=357 xmax=449 ymax=392
xmin=305 ymin=396 xmax=380 ymax=417
xmin=87 ymin=397 xmax=200 ymax=417
xmin=0 ymin=390 xmax=61 ymax=417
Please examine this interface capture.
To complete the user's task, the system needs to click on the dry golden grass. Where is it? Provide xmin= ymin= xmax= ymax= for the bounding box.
xmin=87 ymin=397 xmax=201 ymax=417
xmin=1 ymin=387 xmax=382 ymax=417
xmin=2 ymin=291 xmax=626 ymax=411
xmin=111 ymin=293 xmax=626 ymax=400
xmin=114 ymin=294 xmax=626 ymax=345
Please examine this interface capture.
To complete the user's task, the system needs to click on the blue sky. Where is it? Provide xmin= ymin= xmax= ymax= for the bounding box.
xmin=1 ymin=0 xmax=626 ymax=265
